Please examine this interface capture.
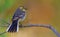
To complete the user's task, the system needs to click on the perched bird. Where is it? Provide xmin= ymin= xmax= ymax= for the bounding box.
xmin=0 ymin=6 xmax=60 ymax=37
xmin=6 ymin=6 xmax=27 ymax=32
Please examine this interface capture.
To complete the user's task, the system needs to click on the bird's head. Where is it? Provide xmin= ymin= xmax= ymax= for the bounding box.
xmin=19 ymin=6 xmax=27 ymax=12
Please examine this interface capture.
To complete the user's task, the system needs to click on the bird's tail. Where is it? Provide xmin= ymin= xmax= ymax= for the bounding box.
xmin=6 ymin=20 xmax=19 ymax=32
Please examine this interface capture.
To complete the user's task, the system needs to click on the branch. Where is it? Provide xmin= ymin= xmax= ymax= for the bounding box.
xmin=22 ymin=24 xmax=60 ymax=37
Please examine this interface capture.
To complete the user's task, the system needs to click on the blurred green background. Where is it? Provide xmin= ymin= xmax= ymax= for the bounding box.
xmin=0 ymin=0 xmax=60 ymax=37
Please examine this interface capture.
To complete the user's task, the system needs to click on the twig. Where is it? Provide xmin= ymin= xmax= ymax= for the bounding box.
xmin=22 ymin=24 xmax=60 ymax=37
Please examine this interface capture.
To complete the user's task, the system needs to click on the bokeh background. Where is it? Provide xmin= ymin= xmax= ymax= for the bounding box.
xmin=0 ymin=0 xmax=60 ymax=37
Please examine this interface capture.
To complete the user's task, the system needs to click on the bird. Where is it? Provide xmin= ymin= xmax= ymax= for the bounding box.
xmin=6 ymin=6 xmax=27 ymax=32
xmin=0 ymin=6 xmax=60 ymax=37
